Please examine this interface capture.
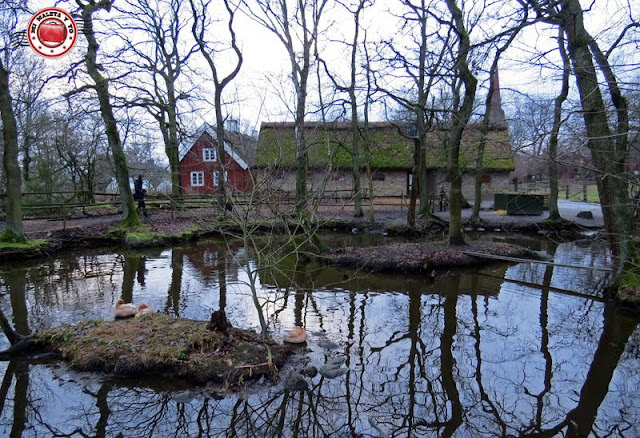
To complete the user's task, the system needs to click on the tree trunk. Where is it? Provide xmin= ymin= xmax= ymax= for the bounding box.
xmin=560 ymin=0 xmax=636 ymax=287
xmin=548 ymin=29 xmax=570 ymax=222
xmin=0 ymin=59 xmax=24 ymax=242
xmin=165 ymin=80 xmax=182 ymax=206
xmin=347 ymin=2 xmax=364 ymax=218
xmin=445 ymin=0 xmax=477 ymax=245
xmin=214 ymin=95 xmax=228 ymax=212
xmin=79 ymin=2 xmax=140 ymax=227
xmin=294 ymin=93 xmax=308 ymax=217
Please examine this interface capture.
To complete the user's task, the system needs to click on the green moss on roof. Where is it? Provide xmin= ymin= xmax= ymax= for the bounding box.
xmin=256 ymin=123 xmax=514 ymax=171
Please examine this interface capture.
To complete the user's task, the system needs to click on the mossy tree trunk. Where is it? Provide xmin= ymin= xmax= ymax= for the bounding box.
xmin=445 ymin=0 xmax=477 ymax=245
xmin=0 ymin=57 xmax=24 ymax=242
xmin=559 ymin=0 xmax=637 ymax=290
xmin=78 ymin=0 xmax=140 ymax=227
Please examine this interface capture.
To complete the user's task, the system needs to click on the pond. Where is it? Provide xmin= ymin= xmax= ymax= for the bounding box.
xmin=0 ymin=233 xmax=638 ymax=437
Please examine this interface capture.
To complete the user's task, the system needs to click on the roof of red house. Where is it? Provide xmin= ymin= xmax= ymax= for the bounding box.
xmin=179 ymin=123 xmax=257 ymax=169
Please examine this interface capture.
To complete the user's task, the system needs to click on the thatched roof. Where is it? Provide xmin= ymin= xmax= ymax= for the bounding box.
xmin=255 ymin=121 xmax=514 ymax=171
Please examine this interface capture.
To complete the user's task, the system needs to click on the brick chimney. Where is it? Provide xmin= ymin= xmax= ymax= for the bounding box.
xmin=489 ymin=66 xmax=507 ymax=129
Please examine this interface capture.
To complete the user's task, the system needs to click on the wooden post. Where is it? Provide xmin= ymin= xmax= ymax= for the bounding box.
xmin=566 ymin=184 xmax=570 ymax=199
xmin=583 ymin=183 xmax=587 ymax=202
xmin=62 ymin=198 xmax=66 ymax=230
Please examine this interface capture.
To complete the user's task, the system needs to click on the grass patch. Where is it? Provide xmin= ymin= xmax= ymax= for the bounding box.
xmin=83 ymin=204 xmax=115 ymax=210
xmin=565 ymin=185 xmax=600 ymax=203
xmin=0 ymin=239 xmax=49 ymax=250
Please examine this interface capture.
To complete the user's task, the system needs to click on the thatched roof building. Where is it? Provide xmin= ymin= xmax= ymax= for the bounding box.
xmin=255 ymin=121 xmax=513 ymax=172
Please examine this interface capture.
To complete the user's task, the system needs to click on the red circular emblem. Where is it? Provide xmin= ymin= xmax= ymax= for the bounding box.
xmin=28 ymin=8 xmax=77 ymax=58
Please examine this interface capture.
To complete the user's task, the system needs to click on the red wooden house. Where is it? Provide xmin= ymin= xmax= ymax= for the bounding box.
xmin=179 ymin=123 xmax=255 ymax=194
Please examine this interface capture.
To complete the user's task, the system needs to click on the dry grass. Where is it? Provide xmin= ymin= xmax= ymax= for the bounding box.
xmin=36 ymin=315 xmax=291 ymax=386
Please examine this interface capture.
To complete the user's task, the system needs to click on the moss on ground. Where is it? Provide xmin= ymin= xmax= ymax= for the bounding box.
xmin=614 ymin=255 xmax=640 ymax=305
xmin=0 ymin=238 xmax=48 ymax=250
xmin=124 ymin=231 xmax=163 ymax=247
xmin=0 ymin=229 xmax=27 ymax=244
xmin=36 ymin=315 xmax=291 ymax=386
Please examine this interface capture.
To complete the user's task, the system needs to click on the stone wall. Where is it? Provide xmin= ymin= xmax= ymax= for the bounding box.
xmin=255 ymin=168 xmax=512 ymax=201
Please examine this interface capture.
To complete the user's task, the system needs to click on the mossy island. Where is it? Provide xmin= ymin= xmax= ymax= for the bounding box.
xmin=30 ymin=315 xmax=292 ymax=389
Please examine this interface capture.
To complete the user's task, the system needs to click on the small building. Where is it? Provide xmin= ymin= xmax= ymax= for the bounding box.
xmin=254 ymin=121 xmax=514 ymax=200
xmin=179 ymin=122 xmax=256 ymax=194
xmin=254 ymin=68 xmax=514 ymax=201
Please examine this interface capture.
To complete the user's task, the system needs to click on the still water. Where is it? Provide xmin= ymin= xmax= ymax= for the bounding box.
xmin=0 ymin=234 xmax=638 ymax=437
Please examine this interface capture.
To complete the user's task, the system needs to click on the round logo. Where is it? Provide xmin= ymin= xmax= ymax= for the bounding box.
xmin=28 ymin=8 xmax=77 ymax=58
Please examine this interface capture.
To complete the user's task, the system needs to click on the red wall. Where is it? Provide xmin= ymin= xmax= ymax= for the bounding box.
xmin=179 ymin=132 xmax=253 ymax=194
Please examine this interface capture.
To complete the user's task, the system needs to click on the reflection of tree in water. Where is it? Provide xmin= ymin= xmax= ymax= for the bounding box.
xmin=0 ymin=241 xmax=638 ymax=436
xmin=165 ymin=248 xmax=183 ymax=316
xmin=120 ymin=255 xmax=145 ymax=303
xmin=365 ymin=277 xmax=463 ymax=436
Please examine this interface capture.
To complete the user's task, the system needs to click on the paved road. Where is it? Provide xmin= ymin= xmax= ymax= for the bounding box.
xmin=433 ymin=199 xmax=604 ymax=229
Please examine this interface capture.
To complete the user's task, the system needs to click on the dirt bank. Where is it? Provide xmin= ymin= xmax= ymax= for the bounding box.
xmin=0 ymin=206 xmax=595 ymax=263
xmin=319 ymin=240 xmax=535 ymax=274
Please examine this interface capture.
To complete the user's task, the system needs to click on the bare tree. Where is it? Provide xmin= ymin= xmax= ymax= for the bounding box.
xmin=242 ymin=0 xmax=330 ymax=218
xmin=76 ymin=0 xmax=140 ymax=227
xmin=375 ymin=0 xmax=451 ymax=228
xmin=189 ymin=0 xmax=243 ymax=211
xmin=469 ymin=13 xmax=527 ymax=222
xmin=444 ymin=0 xmax=477 ymax=245
xmin=547 ymin=28 xmax=570 ymax=221
xmin=545 ymin=0 xmax=636 ymax=293
xmin=11 ymin=51 xmax=46 ymax=183
xmin=519 ymin=0 xmax=639 ymax=295
xmin=0 ymin=1 xmax=26 ymax=242
xmin=114 ymin=0 xmax=198 ymax=206
xmin=318 ymin=0 xmax=373 ymax=218
xmin=340 ymin=0 xmax=370 ymax=218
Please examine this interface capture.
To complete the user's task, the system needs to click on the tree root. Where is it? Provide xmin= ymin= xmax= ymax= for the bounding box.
xmin=0 ymin=336 xmax=36 ymax=361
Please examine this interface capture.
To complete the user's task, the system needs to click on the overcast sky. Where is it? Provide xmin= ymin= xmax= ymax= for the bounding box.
xmin=19 ymin=0 xmax=640 ymax=134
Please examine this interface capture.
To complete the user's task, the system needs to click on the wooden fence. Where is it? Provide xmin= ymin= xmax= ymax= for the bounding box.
xmin=0 ymin=180 xmax=602 ymax=221
xmin=0 ymin=188 xmax=452 ymax=220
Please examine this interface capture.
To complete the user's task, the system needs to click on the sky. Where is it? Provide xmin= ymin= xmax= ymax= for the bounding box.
xmin=13 ymin=0 xmax=640 ymax=141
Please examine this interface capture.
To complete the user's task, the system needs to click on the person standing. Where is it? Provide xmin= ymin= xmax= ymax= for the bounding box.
xmin=134 ymin=175 xmax=147 ymax=216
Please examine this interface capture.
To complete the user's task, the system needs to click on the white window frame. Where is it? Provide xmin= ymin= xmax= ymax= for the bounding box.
xmin=203 ymin=148 xmax=217 ymax=162
xmin=190 ymin=171 xmax=204 ymax=187
xmin=213 ymin=170 xmax=228 ymax=187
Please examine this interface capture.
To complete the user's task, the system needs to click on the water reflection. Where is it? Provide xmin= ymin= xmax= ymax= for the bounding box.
xmin=0 ymin=236 xmax=638 ymax=436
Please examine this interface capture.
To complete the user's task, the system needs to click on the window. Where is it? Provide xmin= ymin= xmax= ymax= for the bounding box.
xmin=372 ymin=172 xmax=385 ymax=181
xmin=190 ymin=171 xmax=204 ymax=187
xmin=203 ymin=148 xmax=217 ymax=162
xmin=213 ymin=170 xmax=227 ymax=186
